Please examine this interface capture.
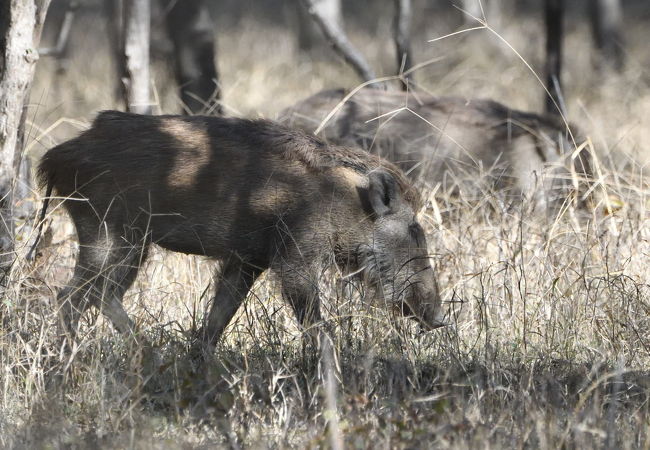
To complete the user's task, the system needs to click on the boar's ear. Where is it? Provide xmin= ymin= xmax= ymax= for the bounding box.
xmin=368 ymin=170 xmax=401 ymax=217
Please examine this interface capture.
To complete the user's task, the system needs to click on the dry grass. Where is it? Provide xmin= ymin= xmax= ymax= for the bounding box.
xmin=3 ymin=1 xmax=650 ymax=448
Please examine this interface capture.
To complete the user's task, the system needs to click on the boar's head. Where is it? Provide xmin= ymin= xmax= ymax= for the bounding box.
xmin=353 ymin=170 xmax=445 ymax=330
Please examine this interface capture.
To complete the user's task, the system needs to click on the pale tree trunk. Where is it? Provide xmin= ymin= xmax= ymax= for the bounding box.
xmin=393 ymin=0 xmax=412 ymax=89
xmin=0 ymin=0 xmax=51 ymax=277
xmin=544 ymin=0 xmax=564 ymax=116
xmin=590 ymin=0 xmax=624 ymax=71
xmin=165 ymin=0 xmax=220 ymax=115
xmin=106 ymin=0 xmax=151 ymax=114
xmin=296 ymin=0 xmax=341 ymax=51
xmin=299 ymin=0 xmax=376 ymax=83
xmin=122 ymin=0 xmax=151 ymax=114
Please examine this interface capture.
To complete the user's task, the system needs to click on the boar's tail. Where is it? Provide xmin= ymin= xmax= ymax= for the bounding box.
xmin=26 ymin=179 xmax=53 ymax=261
xmin=26 ymin=153 xmax=59 ymax=261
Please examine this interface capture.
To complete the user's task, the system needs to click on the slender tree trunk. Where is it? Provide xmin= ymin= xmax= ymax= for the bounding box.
xmin=299 ymin=0 xmax=376 ymax=83
xmin=104 ymin=0 xmax=151 ymax=114
xmin=105 ymin=0 xmax=152 ymax=113
xmin=544 ymin=0 xmax=564 ymax=116
xmin=121 ymin=0 xmax=151 ymax=114
xmin=393 ymin=0 xmax=412 ymax=90
xmin=164 ymin=0 xmax=220 ymax=115
xmin=590 ymin=0 xmax=624 ymax=71
xmin=0 ymin=0 xmax=51 ymax=276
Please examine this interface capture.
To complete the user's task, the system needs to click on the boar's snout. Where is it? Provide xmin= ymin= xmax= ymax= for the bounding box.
xmin=417 ymin=300 xmax=447 ymax=330
xmin=402 ymin=272 xmax=447 ymax=331
xmin=395 ymin=291 xmax=446 ymax=331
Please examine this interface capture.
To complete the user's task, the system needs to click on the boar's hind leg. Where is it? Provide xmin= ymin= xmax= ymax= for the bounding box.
xmin=58 ymin=233 xmax=149 ymax=339
xmin=201 ymin=260 xmax=262 ymax=346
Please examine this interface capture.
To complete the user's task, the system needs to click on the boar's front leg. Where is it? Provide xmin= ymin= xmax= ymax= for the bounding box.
xmin=201 ymin=259 xmax=262 ymax=346
xmin=279 ymin=266 xmax=323 ymax=339
xmin=283 ymin=280 xmax=322 ymax=332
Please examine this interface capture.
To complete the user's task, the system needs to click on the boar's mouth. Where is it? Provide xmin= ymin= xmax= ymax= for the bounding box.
xmin=392 ymin=271 xmax=446 ymax=330
xmin=393 ymin=298 xmax=447 ymax=330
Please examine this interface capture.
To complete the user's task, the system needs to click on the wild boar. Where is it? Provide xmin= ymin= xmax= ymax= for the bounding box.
xmin=280 ymin=88 xmax=592 ymax=210
xmin=37 ymin=111 xmax=444 ymax=346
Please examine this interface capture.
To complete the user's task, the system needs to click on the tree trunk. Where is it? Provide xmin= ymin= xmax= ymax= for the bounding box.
xmin=0 ymin=0 xmax=51 ymax=276
xmin=299 ymin=0 xmax=376 ymax=83
xmin=544 ymin=0 xmax=564 ymax=116
xmin=121 ymin=0 xmax=151 ymax=114
xmin=164 ymin=0 xmax=220 ymax=115
xmin=590 ymin=0 xmax=624 ymax=71
xmin=393 ymin=0 xmax=412 ymax=90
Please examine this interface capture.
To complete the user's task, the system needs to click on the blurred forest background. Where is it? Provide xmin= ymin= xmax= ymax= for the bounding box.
xmin=31 ymin=0 xmax=650 ymax=163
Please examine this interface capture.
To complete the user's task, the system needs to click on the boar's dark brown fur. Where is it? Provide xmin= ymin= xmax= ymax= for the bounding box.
xmin=38 ymin=112 xmax=444 ymax=346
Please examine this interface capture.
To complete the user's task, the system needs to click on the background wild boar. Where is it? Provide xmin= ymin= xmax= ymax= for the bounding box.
xmin=280 ymin=88 xmax=593 ymax=211
xmin=37 ymin=111 xmax=444 ymax=346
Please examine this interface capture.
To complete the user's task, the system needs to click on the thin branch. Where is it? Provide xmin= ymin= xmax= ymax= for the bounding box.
xmin=39 ymin=0 xmax=76 ymax=57
xmin=299 ymin=0 xmax=376 ymax=83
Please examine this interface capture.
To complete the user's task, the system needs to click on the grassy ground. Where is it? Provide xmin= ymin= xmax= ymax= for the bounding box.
xmin=3 ymin=1 xmax=650 ymax=448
